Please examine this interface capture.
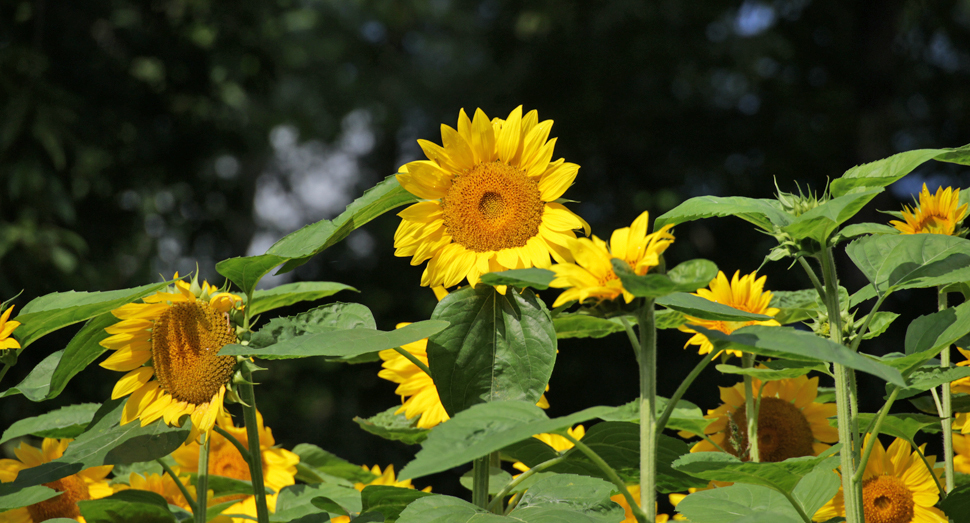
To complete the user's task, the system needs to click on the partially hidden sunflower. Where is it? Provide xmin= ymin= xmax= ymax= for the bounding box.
xmin=549 ymin=211 xmax=675 ymax=307
xmin=678 ymin=270 xmax=780 ymax=359
xmin=610 ymin=485 xmax=677 ymax=523
xmin=0 ymin=304 xmax=20 ymax=351
xmin=99 ymin=274 xmax=243 ymax=437
xmin=172 ymin=409 xmax=299 ymax=523
xmin=329 ymin=464 xmax=431 ymax=523
xmin=378 ymin=323 xmax=549 ymax=429
xmin=953 ymin=431 xmax=970 ymax=474
xmin=394 ymin=106 xmax=589 ymax=289
xmin=813 ymin=435 xmax=946 ymax=523
xmin=685 ymin=374 xmax=838 ymax=463
xmin=122 ymin=471 xmax=196 ymax=512
xmin=890 ymin=184 xmax=968 ymax=236
xmin=0 ymin=439 xmax=113 ymax=522
xmin=511 ymin=425 xmax=585 ymax=473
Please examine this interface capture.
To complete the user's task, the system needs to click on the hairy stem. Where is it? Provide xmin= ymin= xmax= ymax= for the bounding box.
xmin=939 ymin=287 xmax=955 ymax=493
xmin=563 ymin=433 xmax=646 ymax=523
xmin=742 ymin=352 xmax=760 ymax=462
xmin=620 ymin=316 xmax=641 ymax=362
xmin=636 ymin=300 xmax=657 ymax=522
xmin=195 ymin=436 xmax=210 ymax=523
xmin=239 ymin=365 xmax=270 ymax=523
xmin=472 ymin=455 xmax=490 ymax=509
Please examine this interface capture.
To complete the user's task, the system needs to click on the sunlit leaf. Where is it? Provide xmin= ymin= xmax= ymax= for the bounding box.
xmin=507 ymin=474 xmax=623 ymax=523
xmin=657 ymin=292 xmax=772 ymax=321
xmin=249 ymin=281 xmax=357 ymax=315
xmin=654 ymin=196 xmax=790 ymax=231
xmin=353 ymin=406 xmax=430 ymax=445
xmin=675 ymin=483 xmax=803 ymax=523
xmin=216 ymin=254 xmax=288 ymax=297
xmin=0 ymin=403 xmax=100 ymax=444
xmin=360 ymin=485 xmax=435 ymax=522
xmin=846 ymin=233 xmax=970 ymax=297
xmin=831 ymin=145 xmax=970 ymax=197
xmin=479 ymin=268 xmax=555 ymax=290
xmin=612 ymin=259 xmax=717 ymax=299
xmin=782 ymin=188 xmax=882 ymax=244
xmin=552 ymin=314 xmax=626 ymax=339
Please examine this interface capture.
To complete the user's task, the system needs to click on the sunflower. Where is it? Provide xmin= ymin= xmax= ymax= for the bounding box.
xmin=549 ymin=211 xmax=675 ymax=307
xmin=813 ymin=435 xmax=947 ymax=523
xmin=393 ymin=106 xmax=589 ymax=289
xmin=329 ymin=465 xmax=431 ymax=523
xmin=678 ymin=270 xmax=780 ymax=359
xmin=378 ymin=323 xmax=549 ymax=429
xmin=99 ymin=274 xmax=243 ymax=437
xmin=123 ymin=471 xmax=196 ymax=511
xmin=0 ymin=438 xmax=113 ymax=522
xmin=953 ymin=431 xmax=970 ymax=474
xmin=172 ymin=409 xmax=299 ymax=523
xmin=890 ymin=184 xmax=968 ymax=236
xmin=511 ymin=425 xmax=586 ymax=473
xmin=609 ymin=486 xmax=675 ymax=523
xmin=0 ymin=304 xmax=19 ymax=351
xmin=686 ymin=374 xmax=838 ymax=462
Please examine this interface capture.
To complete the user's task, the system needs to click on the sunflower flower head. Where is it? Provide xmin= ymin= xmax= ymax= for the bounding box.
xmin=678 ymin=270 xmax=780 ymax=359
xmin=172 ymin=409 xmax=299 ymax=523
xmin=393 ymin=106 xmax=590 ymax=290
xmin=890 ymin=183 xmax=968 ymax=236
xmin=812 ymin=435 xmax=947 ymax=523
xmin=549 ymin=211 xmax=675 ymax=307
xmin=685 ymin=373 xmax=838 ymax=463
xmin=0 ymin=438 xmax=113 ymax=522
xmin=0 ymin=304 xmax=21 ymax=351
xmin=99 ymin=273 xmax=244 ymax=438
xmin=124 ymin=471 xmax=196 ymax=511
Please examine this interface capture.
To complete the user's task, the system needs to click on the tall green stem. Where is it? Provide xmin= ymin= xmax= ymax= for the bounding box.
xmin=636 ymin=300 xmax=656 ymax=523
xmin=239 ymin=365 xmax=270 ymax=523
xmin=818 ymin=248 xmax=863 ymax=523
xmin=742 ymin=353 xmax=760 ymax=462
xmin=195 ymin=436 xmax=211 ymax=523
xmin=939 ymin=287 xmax=954 ymax=493
xmin=656 ymin=354 xmax=713 ymax=435
xmin=158 ymin=459 xmax=198 ymax=515
xmin=472 ymin=455 xmax=490 ymax=509
xmin=563 ymin=433 xmax=647 ymax=523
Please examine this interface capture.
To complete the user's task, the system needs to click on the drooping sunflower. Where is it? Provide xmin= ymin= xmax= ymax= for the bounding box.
xmin=99 ymin=274 xmax=243 ymax=437
xmin=686 ymin=374 xmax=838 ymax=463
xmin=329 ymin=464 xmax=431 ymax=523
xmin=890 ymin=184 xmax=968 ymax=236
xmin=0 ymin=304 xmax=20 ymax=351
xmin=378 ymin=323 xmax=549 ymax=429
xmin=123 ymin=471 xmax=196 ymax=511
xmin=678 ymin=270 xmax=780 ymax=359
xmin=511 ymin=425 xmax=586 ymax=473
xmin=0 ymin=439 xmax=113 ymax=522
xmin=549 ymin=211 xmax=675 ymax=307
xmin=393 ymin=106 xmax=589 ymax=289
xmin=172 ymin=409 xmax=298 ymax=523
xmin=813 ymin=435 xmax=947 ymax=523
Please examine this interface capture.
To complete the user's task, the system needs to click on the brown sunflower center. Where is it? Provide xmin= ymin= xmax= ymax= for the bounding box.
xmin=27 ymin=474 xmax=90 ymax=521
xmin=441 ymin=161 xmax=544 ymax=252
xmin=727 ymin=397 xmax=815 ymax=462
xmin=151 ymin=301 xmax=237 ymax=405
xmin=862 ymin=475 xmax=915 ymax=523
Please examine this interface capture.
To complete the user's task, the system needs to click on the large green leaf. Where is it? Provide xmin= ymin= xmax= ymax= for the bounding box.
xmin=0 ymin=403 xmax=100 ymax=444
xmin=428 ymin=286 xmax=556 ymax=415
xmin=249 ymin=281 xmax=357 ymax=315
xmin=597 ymin=397 xmax=710 ymax=436
xmin=691 ymin=325 xmax=905 ymax=386
xmin=672 ymin=453 xmax=838 ymax=495
xmin=45 ymin=313 xmax=116 ymax=400
xmin=782 ymin=188 xmax=883 ymax=244
xmin=654 ymin=196 xmax=791 ymax=231
xmin=657 ymin=292 xmax=772 ymax=321
xmin=905 ymin=301 xmax=970 ymax=357
xmin=552 ymin=314 xmax=626 ymax=339
xmin=479 ymin=268 xmax=555 ymax=290
xmin=398 ymin=400 xmax=617 ymax=480
xmin=769 ymin=289 xmax=819 ymax=325
xmin=247 ymin=302 xmax=376 ymax=348
xmin=612 ymin=258 xmax=717 ymax=299
xmin=360 ymin=485 xmax=435 ymax=522
xmin=78 ymin=490 xmax=177 ymax=523
xmin=846 ymin=233 xmax=970 ymax=297
xmin=354 ymin=405 xmax=430 ymax=445
xmin=854 ymin=413 xmax=942 ymax=441
xmin=269 ymin=484 xmax=360 ymax=522
xmin=292 ymin=444 xmax=376 ymax=486
xmin=0 ymin=350 xmax=63 ymax=400
xmin=716 ymin=360 xmax=829 ymax=381
xmin=215 ymin=254 xmax=288 ymax=296
xmin=458 ymin=467 xmax=513 ymax=495
xmin=940 ymin=483 xmax=970 ymax=520
xmin=396 ymin=495 xmax=509 ymax=522
xmin=0 ymin=485 xmax=58 ymax=510
xmin=14 ymin=281 xmax=171 ymax=347
xmin=268 ymin=175 xmax=419 ymax=273
xmin=675 ymin=483 xmax=804 ymax=523
xmin=894 ymin=366 xmax=970 ymax=400
xmin=507 ymin=474 xmax=623 ymax=523
xmin=219 ymin=320 xmax=448 ymax=360
xmin=831 ymin=144 xmax=970 ymax=197
xmin=791 ymin=462 xmax=841 ymax=518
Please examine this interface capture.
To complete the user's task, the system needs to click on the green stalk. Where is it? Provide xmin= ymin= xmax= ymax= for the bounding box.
xmin=158 ymin=459 xmax=198 ymax=514
xmin=563 ymin=433 xmax=647 ymax=523
xmin=818 ymin=248 xmax=863 ymax=523
xmin=656 ymin=354 xmax=713 ymax=435
xmin=239 ymin=365 xmax=270 ymax=523
xmin=213 ymin=424 xmax=253 ymax=463
xmin=0 ymin=362 xmax=10 ymax=387
xmin=854 ymin=387 xmax=900 ymax=483
xmin=620 ymin=316 xmax=641 ymax=362
xmin=488 ymin=455 xmax=566 ymax=513
xmin=392 ymin=346 xmax=432 ymax=376
xmin=939 ymin=287 xmax=955 ymax=493
xmin=472 ymin=456 xmax=490 ymax=509
xmin=636 ymin=299 xmax=656 ymax=522
xmin=780 ymin=489 xmax=814 ymax=523
xmin=742 ymin=352 xmax=760 ymax=462
xmin=195 ymin=436 xmax=211 ymax=523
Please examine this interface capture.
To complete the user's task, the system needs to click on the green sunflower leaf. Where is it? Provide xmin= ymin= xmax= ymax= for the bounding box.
xmin=657 ymin=292 xmax=772 ymax=321
xmin=782 ymin=188 xmax=883 ymax=245
xmin=769 ymin=289 xmax=819 ymax=325
xmin=14 ymin=280 xmax=173 ymax=348
xmin=716 ymin=360 xmax=830 ymax=381
xmin=248 ymin=281 xmax=357 ymax=315
xmin=292 ymin=444 xmax=377 ymax=485
xmin=0 ymin=485 xmax=58 ymax=510
xmin=672 ymin=453 xmax=839 ymax=496
xmin=353 ymin=406 xmax=430 ymax=445
xmin=853 ymin=413 xmax=942 ymax=441
xmin=459 ymin=466 xmax=513 ymax=495
xmin=831 ymin=222 xmax=898 ymax=245
xmin=78 ymin=490 xmax=177 ymax=523
xmin=44 ymin=312 xmax=117 ymax=401
xmin=552 ymin=314 xmax=627 ymax=339
xmin=507 ymin=474 xmax=624 ymax=523
xmin=397 ymin=495 xmax=507 ymax=523
xmin=360 ymin=485 xmax=435 ymax=522
xmin=674 ymin=483 xmax=804 ymax=523
xmin=0 ymin=403 xmax=100 ymax=444
xmin=0 ymin=349 xmax=63 ymax=400
xmin=846 ymin=234 xmax=970 ymax=297
xmin=598 ymin=397 xmax=709 ymax=436
xmin=940 ymin=483 xmax=970 ymax=519
xmin=891 ymin=366 xmax=970 ymax=400
xmin=905 ymin=301 xmax=970 ymax=358
xmin=479 ymin=268 xmax=555 ymax=290
xmin=612 ymin=258 xmax=718 ymax=299
xmin=831 ymin=144 xmax=970 ymax=197
xmin=654 ymin=196 xmax=791 ymax=231
xmin=270 ymin=484 xmax=361 ymax=522
xmin=215 ymin=253 xmax=288 ymax=297
xmin=248 ymin=302 xmax=376 ymax=348
xmin=428 ymin=286 xmax=556 ymax=415
xmin=186 ymin=473 xmax=274 ymax=498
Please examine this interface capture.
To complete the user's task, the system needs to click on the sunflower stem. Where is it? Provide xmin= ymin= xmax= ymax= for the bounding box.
xmin=239 ymin=365 xmax=271 ymax=523
xmin=392 ymin=346 xmax=432 ymax=376
xmin=939 ymin=286 xmax=955 ymax=493
xmin=635 ymin=299 xmax=656 ymax=523
xmin=472 ymin=455 xmax=490 ymax=509
xmin=0 ymin=361 xmax=10 ymax=387
xmin=620 ymin=316 xmax=641 ymax=362
xmin=742 ymin=352 xmax=760 ymax=462
xmin=195 ymin=435 xmax=211 ymax=523
xmin=563 ymin=432 xmax=647 ymax=523
xmin=780 ymin=488 xmax=814 ymax=523
xmin=158 ymin=458 xmax=198 ymax=515
xmin=487 ymin=455 xmax=566 ymax=513
xmin=819 ymin=248 xmax=864 ymax=523
xmin=797 ymin=256 xmax=826 ymax=303
xmin=656 ymin=354 xmax=713 ymax=435
xmin=848 ymin=293 xmax=888 ymax=353
xmin=853 ymin=386 xmax=900 ymax=483
xmin=914 ymin=443 xmax=948 ymax=499
xmin=213 ymin=424 xmax=253 ymax=464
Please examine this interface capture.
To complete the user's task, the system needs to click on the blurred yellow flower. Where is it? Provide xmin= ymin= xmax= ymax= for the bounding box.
xmin=890 ymin=184 xmax=968 ymax=235
xmin=124 ymin=471 xmax=196 ymax=511
xmin=0 ymin=304 xmax=20 ymax=351
xmin=511 ymin=425 xmax=585 ymax=473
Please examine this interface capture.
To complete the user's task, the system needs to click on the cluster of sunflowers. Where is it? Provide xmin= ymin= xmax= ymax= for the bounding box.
xmin=1 ymin=106 xmax=970 ymax=523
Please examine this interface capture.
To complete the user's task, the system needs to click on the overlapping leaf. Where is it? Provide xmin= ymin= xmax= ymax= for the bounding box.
xmin=612 ymin=259 xmax=717 ymax=299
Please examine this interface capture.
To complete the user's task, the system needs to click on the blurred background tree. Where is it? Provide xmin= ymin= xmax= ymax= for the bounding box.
xmin=2 ymin=0 xmax=970 ymax=500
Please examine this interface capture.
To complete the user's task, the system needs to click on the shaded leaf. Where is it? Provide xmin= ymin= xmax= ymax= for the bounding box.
xmin=832 ymin=222 xmax=898 ymax=245
xmin=654 ymin=196 xmax=790 ymax=231
xmin=905 ymin=301 xmax=970 ymax=358
xmin=846 ymin=234 xmax=970 ymax=297
xmin=45 ymin=313 xmax=117 ymax=401
xmin=672 ymin=453 xmax=839 ymax=495
xmin=768 ymin=289 xmax=818 ymax=325
xmin=270 ymin=484 xmax=361 ymax=522
xmin=396 ymin=494 xmax=509 ymax=522
xmin=459 ymin=467 xmax=512 ymax=495
xmin=216 ymin=254 xmax=287 ymax=296
xmin=854 ymin=413 xmax=942 ymax=441
xmin=939 ymin=482 xmax=970 ymax=519
xmin=612 ymin=259 xmax=717 ymax=299
xmin=0 ymin=403 xmax=100 ymax=444
xmin=675 ymin=483 xmax=803 ymax=523
xmin=657 ymin=292 xmax=772 ymax=321
xmin=78 ymin=490 xmax=177 ymax=523
xmin=354 ymin=406 xmax=430 ymax=446
xmin=893 ymin=366 xmax=970 ymax=400
xmin=360 ymin=485 xmax=435 ymax=522
xmin=249 ymin=281 xmax=357 ymax=315
xmin=716 ymin=360 xmax=829 ymax=381
xmin=479 ymin=269 xmax=555 ymax=290
xmin=508 ymin=474 xmax=623 ymax=523
xmin=0 ymin=350 xmax=63 ymax=400
xmin=552 ymin=314 xmax=626 ymax=339
xmin=248 ymin=303 xmax=376 ymax=349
